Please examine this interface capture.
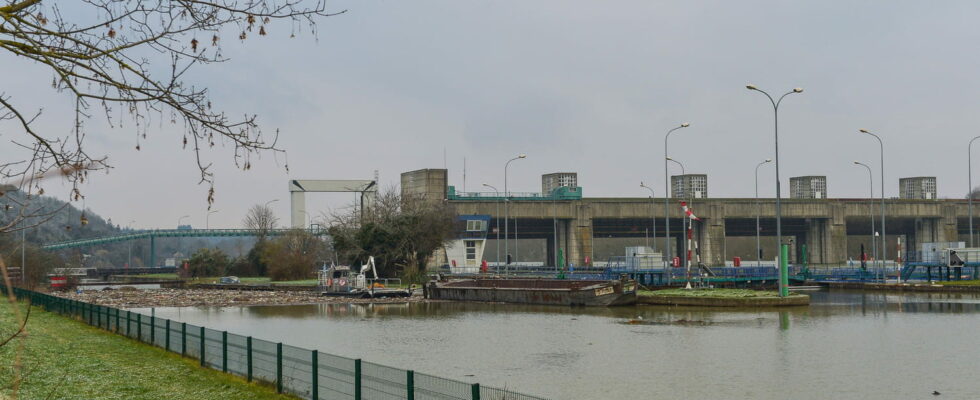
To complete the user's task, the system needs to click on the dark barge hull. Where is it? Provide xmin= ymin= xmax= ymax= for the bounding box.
xmin=426 ymin=278 xmax=636 ymax=306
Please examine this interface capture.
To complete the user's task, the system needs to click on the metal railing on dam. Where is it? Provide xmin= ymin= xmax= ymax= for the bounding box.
xmin=4 ymin=287 xmax=548 ymax=400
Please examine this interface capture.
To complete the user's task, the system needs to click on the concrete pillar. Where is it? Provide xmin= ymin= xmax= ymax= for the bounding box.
xmin=938 ymin=204 xmax=959 ymax=243
xmin=805 ymin=219 xmax=825 ymax=264
xmin=915 ymin=218 xmax=940 ymax=246
xmin=701 ymin=218 xmax=725 ymax=266
xmin=567 ymin=203 xmax=593 ymax=266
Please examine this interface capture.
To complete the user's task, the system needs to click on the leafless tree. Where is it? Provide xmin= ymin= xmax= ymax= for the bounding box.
xmin=0 ymin=0 xmax=345 ymax=234
xmin=242 ymin=203 xmax=278 ymax=239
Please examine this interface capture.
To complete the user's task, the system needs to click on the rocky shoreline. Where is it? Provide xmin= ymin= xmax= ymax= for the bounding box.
xmin=52 ymin=288 xmax=430 ymax=308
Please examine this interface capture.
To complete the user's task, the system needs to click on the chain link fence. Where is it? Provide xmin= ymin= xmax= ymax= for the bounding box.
xmin=5 ymin=287 xmax=549 ymax=400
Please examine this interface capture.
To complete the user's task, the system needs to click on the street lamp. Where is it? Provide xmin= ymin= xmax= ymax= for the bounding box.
xmin=639 ymin=182 xmax=656 ymax=253
xmin=969 ymin=136 xmax=980 ymax=247
xmin=206 ymin=209 xmax=220 ymax=229
xmin=482 ymin=183 xmax=501 ymax=270
xmin=860 ymin=129 xmax=886 ymax=282
xmin=854 ymin=161 xmax=877 ymax=274
xmin=755 ymin=159 xmax=772 ymax=267
xmin=664 ymin=123 xmax=690 ymax=273
xmin=504 ymin=154 xmax=527 ymax=273
xmin=747 ymin=84 xmax=803 ymax=297
xmin=264 ymin=199 xmax=280 ymax=208
xmin=666 ymin=156 xmax=690 ymax=281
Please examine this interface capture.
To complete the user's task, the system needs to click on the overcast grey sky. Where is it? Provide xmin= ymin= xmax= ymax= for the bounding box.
xmin=5 ymin=1 xmax=980 ymax=229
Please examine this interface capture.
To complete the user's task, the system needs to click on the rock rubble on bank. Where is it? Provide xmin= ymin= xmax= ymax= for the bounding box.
xmin=53 ymin=288 xmax=428 ymax=308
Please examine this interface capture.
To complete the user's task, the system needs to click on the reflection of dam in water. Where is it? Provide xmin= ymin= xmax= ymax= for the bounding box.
xmin=139 ymin=289 xmax=980 ymax=400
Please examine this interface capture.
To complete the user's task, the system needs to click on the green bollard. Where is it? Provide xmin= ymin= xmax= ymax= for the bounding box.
xmin=780 ymin=244 xmax=790 ymax=297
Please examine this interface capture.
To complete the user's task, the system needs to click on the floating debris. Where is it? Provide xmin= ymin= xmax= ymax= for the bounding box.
xmin=52 ymin=288 xmax=429 ymax=308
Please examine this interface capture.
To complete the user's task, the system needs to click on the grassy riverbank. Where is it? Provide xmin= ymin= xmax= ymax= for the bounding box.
xmin=638 ymin=288 xmax=809 ymax=306
xmin=639 ymin=288 xmax=793 ymax=298
xmin=0 ymin=301 xmax=294 ymax=400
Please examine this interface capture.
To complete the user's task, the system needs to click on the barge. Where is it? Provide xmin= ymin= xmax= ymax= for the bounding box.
xmin=425 ymin=277 xmax=636 ymax=306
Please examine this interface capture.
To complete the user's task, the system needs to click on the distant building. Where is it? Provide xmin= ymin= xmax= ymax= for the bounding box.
xmin=671 ymin=174 xmax=708 ymax=199
xmin=900 ymin=177 xmax=937 ymax=200
xmin=400 ymin=169 xmax=448 ymax=200
xmin=542 ymin=172 xmax=578 ymax=196
xmin=790 ymin=176 xmax=827 ymax=199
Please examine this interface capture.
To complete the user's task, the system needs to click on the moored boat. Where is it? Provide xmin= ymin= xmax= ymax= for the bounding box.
xmin=425 ymin=277 xmax=636 ymax=306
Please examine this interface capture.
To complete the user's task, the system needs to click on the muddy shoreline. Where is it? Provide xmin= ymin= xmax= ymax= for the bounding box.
xmin=51 ymin=288 xmax=432 ymax=308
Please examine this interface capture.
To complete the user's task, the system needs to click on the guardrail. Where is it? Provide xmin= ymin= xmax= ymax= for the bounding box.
xmin=4 ymin=287 xmax=548 ymax=400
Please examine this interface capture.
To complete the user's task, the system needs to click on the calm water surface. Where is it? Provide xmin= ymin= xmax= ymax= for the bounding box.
xmin=136 ymin=290 xmax=980 ymax=400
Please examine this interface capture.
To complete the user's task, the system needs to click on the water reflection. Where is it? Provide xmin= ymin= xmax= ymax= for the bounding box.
xmin=134 ymin=289 xmax=980 ymax=400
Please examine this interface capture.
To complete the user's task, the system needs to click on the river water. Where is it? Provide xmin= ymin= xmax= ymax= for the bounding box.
xmin=136 ymin=290 xmax=980 ymax=399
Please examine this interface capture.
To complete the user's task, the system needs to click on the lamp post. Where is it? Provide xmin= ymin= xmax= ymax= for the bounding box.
xmin=666 ymin=156 xmax=688 ymax=279
xmin=854 ymin=161 xmax=877 ymax=272
xmin=860 ymin=129 xmax=886 ymax=282
xmin=504 ymin=154 xmax=527 ymax=273
xmin=747 ymin=85 xmax=803 ymax=297
xmin=206 ymin=209 xmax=220 ymax=230
xmin=970 ymin=136 xmax=980 ymax=248
xmin=639 ymin=182 xmax=656 ymax=253
xmin=663 ymin=123 xmax=690 ymax=271
xmin=482 ymin=183 xmax=501 ymax=270
xmin=264 ymin=199 xmax=279 ymax=208
xmin=755 ymin=159 xmax=772 ymax=266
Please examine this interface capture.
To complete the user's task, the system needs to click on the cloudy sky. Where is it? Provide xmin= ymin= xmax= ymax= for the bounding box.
xmin=4 ymin=1 xmax=980 ymax=229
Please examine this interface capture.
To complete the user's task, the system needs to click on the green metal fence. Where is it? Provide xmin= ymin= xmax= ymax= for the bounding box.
xmin=5 ymin=287 xmax=548 ymax=400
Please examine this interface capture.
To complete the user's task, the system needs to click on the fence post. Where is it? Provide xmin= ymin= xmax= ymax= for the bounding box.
xmin=165 ymin=319 xmax=171 ymax=352
xmin=355 ymin=359 xmax=362 ymax=400
xmin=126 ymin=311 xmax=131 ymax=336
xmin=115 ymin=308 xmax=120 ymax=333
xmin=276 ymin=342 xmax=283 ymax=394
xmin=182 ymin=322 xmax=187 ymax=356
xmin=471 ymin=383 xmax=480 ymax=400
xmin=97 ymin=306 xmax=102 ymax=328
xmin=200 ymin=326 xmax=206 ymax=367
xmin=311 ymin=350 xmax=318 ymax=400
xmin=150 ymin=314 xmax=155 ymax=345
xmin=407 ymin=370 xmax=414 ymax=400
xmin=222 ymin=331 xmax=228 ymax=373
xmin=247 ymin=337 xmax=253 ymax=382
xmin=137 ymin=313 xmax=142 ymax=341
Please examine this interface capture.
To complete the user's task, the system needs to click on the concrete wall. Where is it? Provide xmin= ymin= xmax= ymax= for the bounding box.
xmin=452 ymin=197 xmax=974 ymax=266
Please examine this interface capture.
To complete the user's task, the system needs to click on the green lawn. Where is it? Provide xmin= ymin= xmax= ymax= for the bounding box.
xmin=639 ymin=288 xmax=803 ymax=298
xmin=940 ymin=280 xmax=980 ymax=286
xmin=0 ymin=301 xmax=295 ymax=400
